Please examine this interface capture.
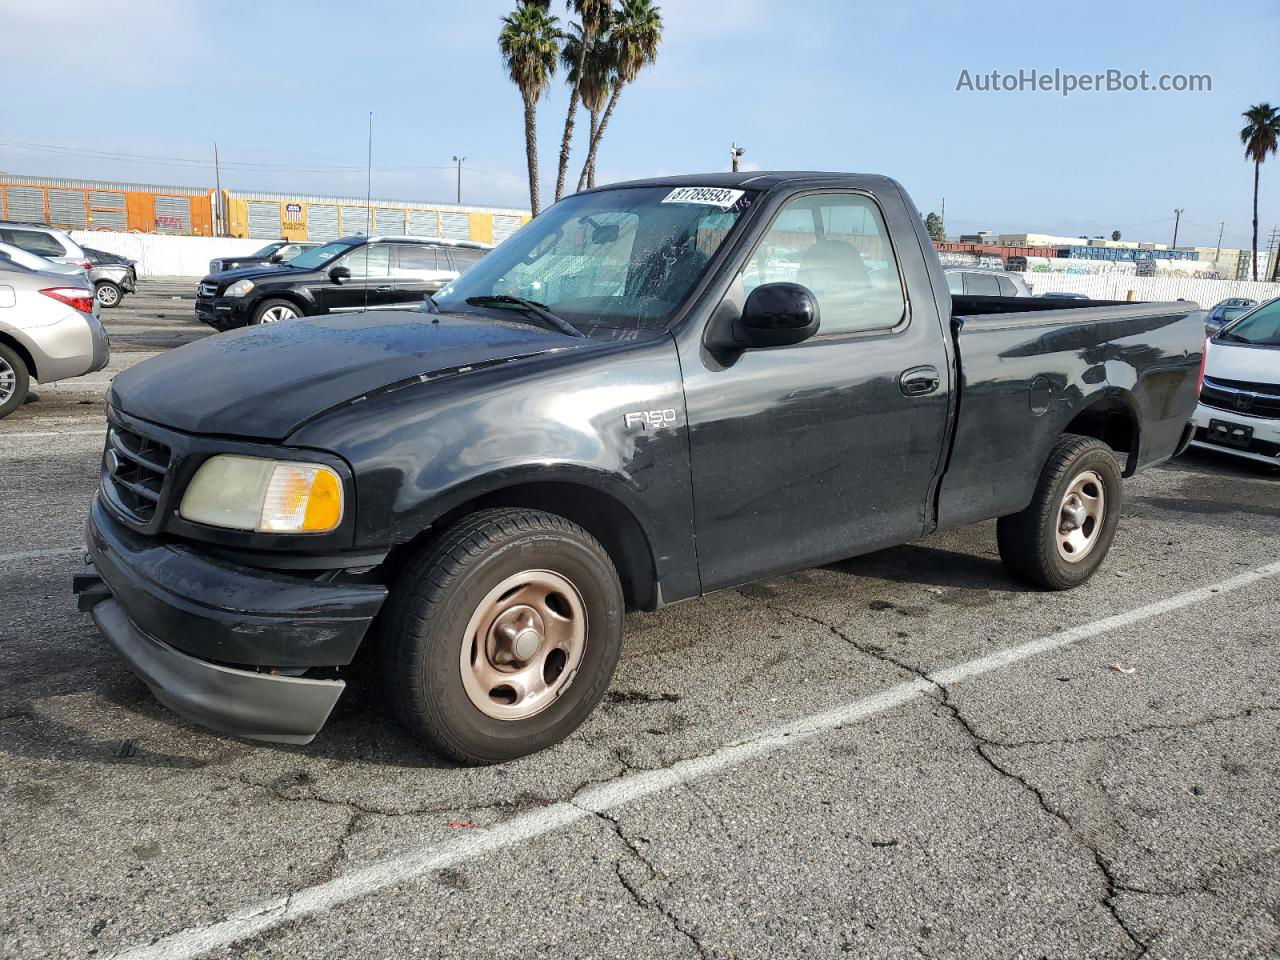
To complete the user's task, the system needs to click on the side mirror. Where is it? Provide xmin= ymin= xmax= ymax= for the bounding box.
xmin=267 ymin=252 xmax=284 ymax=263
xmin=328 ymin=266 xmax=351 ymax=285
xmin=736 ymin=282 xmax=820 ymax=348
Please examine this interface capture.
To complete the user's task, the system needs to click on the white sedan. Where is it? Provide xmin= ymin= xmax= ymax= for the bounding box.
xmin=1191 ymin=297 xmax=1280 ymax=466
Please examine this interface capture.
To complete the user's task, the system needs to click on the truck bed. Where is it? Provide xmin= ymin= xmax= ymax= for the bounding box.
xmin=935 ymin=297 xmax=1204 ymax=531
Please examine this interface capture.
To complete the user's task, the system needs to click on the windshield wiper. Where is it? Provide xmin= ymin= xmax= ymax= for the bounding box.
xmin=465 ymin=295 xmax=586 ymax=338
xmin=1216 ymin=331 xmax=1248 ymax=343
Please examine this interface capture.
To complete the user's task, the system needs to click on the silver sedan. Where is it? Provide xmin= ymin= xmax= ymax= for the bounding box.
xmin=0 ymin=261 xmax=110 ymax=418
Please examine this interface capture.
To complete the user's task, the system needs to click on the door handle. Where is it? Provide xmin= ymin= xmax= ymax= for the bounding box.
xmin=374 ymin=285 xmax=393 ymax=293
xmin=899 ymin=365 xmax=940 ymax=398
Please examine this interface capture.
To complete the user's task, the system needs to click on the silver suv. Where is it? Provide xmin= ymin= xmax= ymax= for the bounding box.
xmin=0 ymin=221 xmax=89 ymax=269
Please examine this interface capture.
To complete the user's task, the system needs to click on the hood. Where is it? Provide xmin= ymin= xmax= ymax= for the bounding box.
xmin=1205 ymin=338 xmax=1280 ymax=385
xmin=205 ymin=263 xmax=300 ymax=284
xmin=111 ymin=310 xmax=591 ymax=439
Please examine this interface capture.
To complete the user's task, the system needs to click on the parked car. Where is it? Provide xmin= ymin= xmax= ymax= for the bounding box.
xmin=76 ymin=172 xmax=1202 ymax=762
xmin=0 ymin=241 xmax=87 ymax=279
xmin=0 ymin=259 xmax=110 ymax=419
xmin=0 ymin=221 xmax=90 ymax=269
xmin=1190 ymin=297 xmax=1280 ymax=466
xmin=208 ymin=241 xmax=322 ymax=275
xmin=1203 ymin=297 xmax=1257 ymax=333
xmin=194 ymin=235 xmax=492 ymax=329
xmin=83 ymin=247 xmax=138 ymax=309
xmin=1035 ymin=291 xmax=1090 ymax=300
xmin=943 ymin=266 xmax=1031 ymax=297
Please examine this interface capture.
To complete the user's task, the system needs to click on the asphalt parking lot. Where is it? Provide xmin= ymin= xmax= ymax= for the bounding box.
xmin=2 ymin=279 xmax=1278 ymax=960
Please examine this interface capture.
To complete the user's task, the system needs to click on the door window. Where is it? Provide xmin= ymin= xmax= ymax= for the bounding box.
xmin=997 ymin=275 xmax=1018 ymax=297
xmin=3 ymin=229 xmax=65 ymax=258
xmin=337 ymin=244 xmax=390 ymax=278
xmin=741 ymin=193 xmax=905 ymax=334
xmin=395 ymin=244 xmax=440 ymax=276
xmin=963 ymin=272 xmax=1001 ymax=296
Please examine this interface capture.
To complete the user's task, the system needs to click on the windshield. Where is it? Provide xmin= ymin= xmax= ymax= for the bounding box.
xmin=287 ymin=241 xmax=356 ymax=270
xmin=1219 ymin=298 xmax=1280 ymax=346
xmin=251 ymin=243 xmax=282 ymax=257
xmin=433 ymin=185 xmax=754 ymax=332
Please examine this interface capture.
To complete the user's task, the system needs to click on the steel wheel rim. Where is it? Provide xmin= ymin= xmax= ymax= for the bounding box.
xmin=0 ymin=357 xmax=14 ymax=404
xmin=97 ymin=284 xmax=119 ymax=305
xmin=459 ymin=569 xmax=588 ymax=721
xmin=1056 ymin=469 xmax=1105 ymax=562
xmin=260 ymin=305 xmax=296 ymax=323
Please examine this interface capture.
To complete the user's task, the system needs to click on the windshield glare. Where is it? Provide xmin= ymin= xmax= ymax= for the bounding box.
xmin=287 ymin=241 xmax=355 ymax=270
xmin=1220 ymin=298 xmax=1280 ymax=346
xmin=252 ymin=243 xmax=281 ymax=258
xmin=433 ymin=186 xmax=753 ymax=331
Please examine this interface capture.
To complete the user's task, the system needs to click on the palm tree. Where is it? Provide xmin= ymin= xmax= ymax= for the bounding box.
xmin=499 ymin=2 xmax=561 ymax=215
xmin=1241 ymin=103 xmax=1280 ymax=281
xmin=577 ymin=0 xmax=662 ymax=190
xmin=555 ymin=0 xmax=612 ymax=202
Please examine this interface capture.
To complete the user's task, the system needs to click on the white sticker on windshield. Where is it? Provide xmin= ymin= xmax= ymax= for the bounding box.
xmin=661 ymin=186 xmax=745 ymax=208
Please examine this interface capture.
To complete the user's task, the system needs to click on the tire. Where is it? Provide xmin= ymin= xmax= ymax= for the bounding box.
xmin=252 ymin=298 xmax=301 ymax=325
xmin=380 ymin=508 xmax=624 ymax=764
xmin=94 ymin=281 xmax=122 ymax=308
xmin=997 ymin=434 xmax=1123 ymax=590
xmin=0 ymin=343 xmax=31 ymax=420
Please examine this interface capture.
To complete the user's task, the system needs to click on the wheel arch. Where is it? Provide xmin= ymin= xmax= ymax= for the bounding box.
xmin=390 ymin=478 xmax=661 ymax=612
xmin=1061 ymin=389 xmax=1141 ymax=476
xmin=250 ymin=291 xmax=311 ymax=321
xmin=0 ymin=330 xmax=38 ymax=381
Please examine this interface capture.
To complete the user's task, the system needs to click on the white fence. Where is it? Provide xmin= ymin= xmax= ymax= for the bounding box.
xmin=69 ymin=231 xmax=265 ymax=278
xmin=1015 ymin=271 xmax=1277 ymax=307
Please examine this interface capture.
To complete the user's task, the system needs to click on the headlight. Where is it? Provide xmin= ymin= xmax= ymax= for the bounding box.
xmin=179 ymin=455 xmax=343 ymax=534
xmin=225 ymin=278 xmax=255 ymax=297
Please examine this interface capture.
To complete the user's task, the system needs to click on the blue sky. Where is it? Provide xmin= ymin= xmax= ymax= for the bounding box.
xmin=2 ymin=0 xmax=1278 ymax=249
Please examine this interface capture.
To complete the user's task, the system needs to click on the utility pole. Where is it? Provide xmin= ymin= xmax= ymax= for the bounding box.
xmin=940 ymin=197 xmax=946 ymax=237
xmin=1171 ymin=208 xmax=1184 ymax=250
xmin=1213 ymin=220 xmax=1224 ymax=262
xmin=1266 ymin=225 xmax=1280 ymax=282
xmin=730 ymin=143 xmax=745 ymax=173
xmin=213 ymin=142 xmax=223 ymax=237
xmin=452 ymin=156 xmax=465 ymax=204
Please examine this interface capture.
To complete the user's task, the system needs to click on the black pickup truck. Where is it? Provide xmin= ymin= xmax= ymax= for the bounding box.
xmin=75 ymin=173 xmax=1204 ymax=763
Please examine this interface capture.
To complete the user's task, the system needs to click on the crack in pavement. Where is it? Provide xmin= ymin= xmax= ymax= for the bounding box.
xmin=743 ymin=595 xmax=1154 ymax=957
xmin=580 ymin=801 xmax=712 ymax=959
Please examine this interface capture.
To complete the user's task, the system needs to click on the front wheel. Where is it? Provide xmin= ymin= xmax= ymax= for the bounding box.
xmin=379 ymin=508 xmax=624 ymax=764
xmin=252 ymin=298 xmax=300 ymax=324
xmin=997 ymin=434 xmax=1122 ymax=590
xmin=95 ymin=281 xmax=123 ymax=308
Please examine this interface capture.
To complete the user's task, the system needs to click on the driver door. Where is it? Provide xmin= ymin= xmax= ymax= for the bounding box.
xmin=315 ymin=244 xmax=392 ymax=313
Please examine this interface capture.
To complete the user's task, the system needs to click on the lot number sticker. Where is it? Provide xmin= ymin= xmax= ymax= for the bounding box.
xmin=661 ymin=187 xmax=745 ymax=208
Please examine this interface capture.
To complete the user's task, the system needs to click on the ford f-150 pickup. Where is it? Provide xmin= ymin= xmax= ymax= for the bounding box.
xmin=74 ymin=172 xmax=1204 ymax=764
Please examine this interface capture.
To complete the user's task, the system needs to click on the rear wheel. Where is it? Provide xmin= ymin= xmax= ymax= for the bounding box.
xmin=252 ymin=298 xmax=300 ymax=324
xmin=997 ymin=434 xmax=1122 ymax=590
xmin=379 ymin=508 xmax=624 ymax=764
xmin=94 ymin=281 xmax=122 ymax=308
xmin=0 ymin=343 xmax=31 ymax=420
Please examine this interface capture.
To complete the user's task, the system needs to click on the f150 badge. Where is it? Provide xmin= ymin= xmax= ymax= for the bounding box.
xmin=624 ymin=408 xmax=678 ymax=430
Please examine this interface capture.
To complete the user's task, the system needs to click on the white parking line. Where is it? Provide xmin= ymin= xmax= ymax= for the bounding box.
xmin=0 ymin=546 xmax=82 ymax=564
xmin=102 ymin=558 xmax=1280 ymax=960
xmin=1 ymin=429 xmax=106 ymax=439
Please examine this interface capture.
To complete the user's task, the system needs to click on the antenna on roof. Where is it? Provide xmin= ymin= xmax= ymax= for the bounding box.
xmin=364 ymin=111 xmax=373 ymax=313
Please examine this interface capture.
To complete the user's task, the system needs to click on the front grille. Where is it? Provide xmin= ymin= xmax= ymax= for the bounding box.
xmin=102 ymin=423 xmax=172 ymax=522
xmin=1199 ymin=376 xmax=1280 ymax=420
xmin=198 ymin=281 xmax=218 ymax=297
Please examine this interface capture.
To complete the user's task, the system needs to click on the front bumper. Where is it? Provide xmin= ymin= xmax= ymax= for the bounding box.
xmin=1190 ymin=402 xmax=1280 ymax=466
xmin=77 ymin=497 xmax=388 ymax=743
xmin=195 ymin=295 xmax=250 ymax=329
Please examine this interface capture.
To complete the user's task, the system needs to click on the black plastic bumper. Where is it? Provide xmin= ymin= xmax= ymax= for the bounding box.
xmin=90 ymin=598 xmax=344 ymax=744
xmin=195 ymin=296 xmax=249 ymax=329
xmin=78 ymin=496 xmax=388 ymax=743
